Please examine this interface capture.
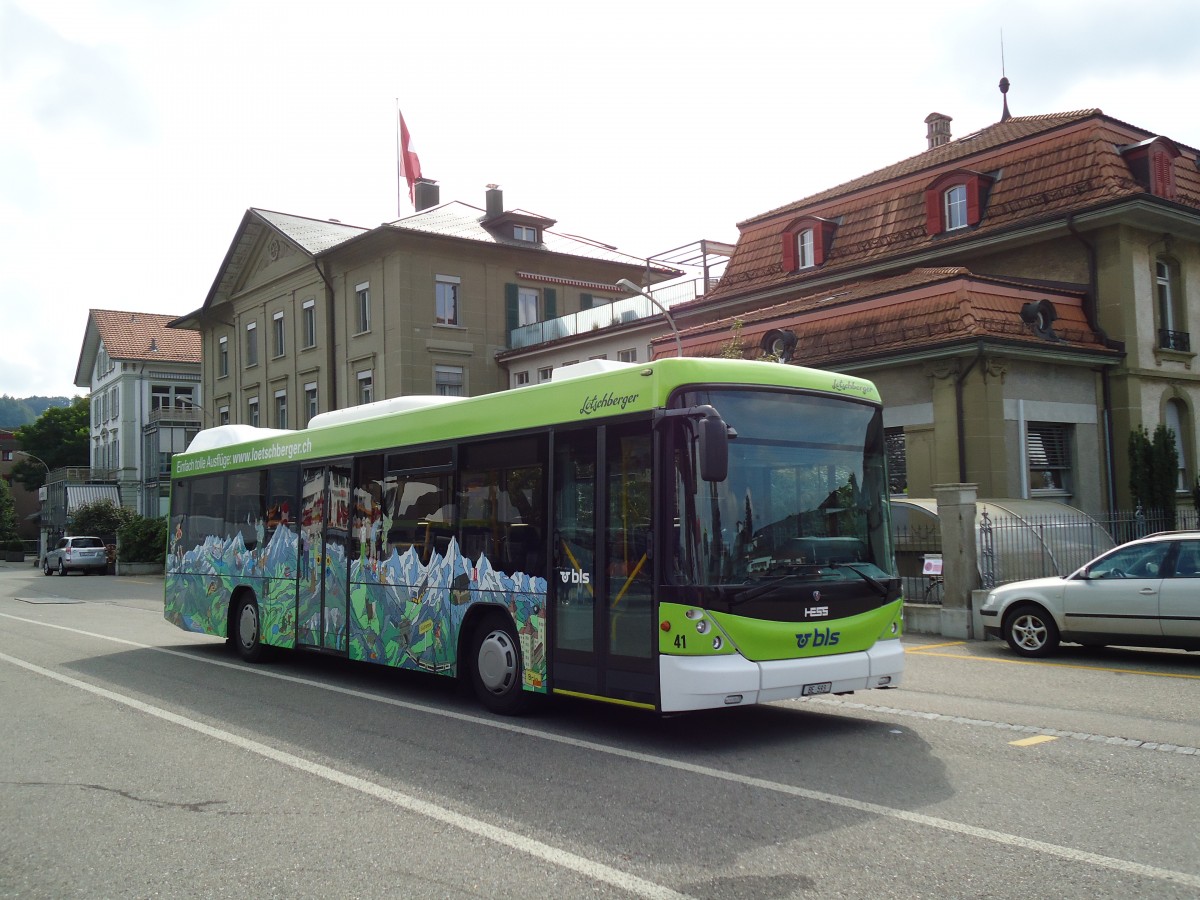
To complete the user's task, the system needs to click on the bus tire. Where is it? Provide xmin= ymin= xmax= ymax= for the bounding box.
xmin=232 ymin=593 xmax=267 ymax=663
xmin=468 ymin=612 xmax=529 ymax=715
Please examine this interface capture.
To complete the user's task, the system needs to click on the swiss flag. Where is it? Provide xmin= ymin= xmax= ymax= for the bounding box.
xmin=399 ymin=111 xmax=422 ymax=205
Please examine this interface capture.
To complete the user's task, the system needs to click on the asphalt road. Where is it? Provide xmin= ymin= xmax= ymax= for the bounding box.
xmin=2 ymin=561 xmax=1198 ymax=899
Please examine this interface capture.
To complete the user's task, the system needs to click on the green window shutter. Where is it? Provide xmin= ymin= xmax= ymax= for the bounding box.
xmin=505 ymin=283 xmax=519 ymax=342
xmin=544 ymin=288 xmax=557 ymax=320
xmin=580 ymin=292 xmax=594 ymax=311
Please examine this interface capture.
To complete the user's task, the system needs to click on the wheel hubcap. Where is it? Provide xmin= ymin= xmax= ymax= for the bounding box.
xmin=477 ymin=629 xmax=518 ymax=694
xmin=238 ymin=603 xmax=259 ymax=650
xmin=1013 ymin=615 xmax=1046 ymax=650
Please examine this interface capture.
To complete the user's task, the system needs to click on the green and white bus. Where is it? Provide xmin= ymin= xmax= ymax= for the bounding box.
xmin=165 ymin=357 xmax=903 ymax=713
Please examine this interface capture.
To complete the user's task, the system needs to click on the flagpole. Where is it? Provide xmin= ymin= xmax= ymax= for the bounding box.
xmin=403 ymin=97 xmax=408 ymax=217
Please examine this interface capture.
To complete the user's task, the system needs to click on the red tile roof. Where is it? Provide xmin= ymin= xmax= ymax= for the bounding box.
xmin=667 ymin=268 xmax=1116 ymax=365
xmin=709 ymin=111 xmax=1200 ymax=302
xmin=91 ymin=309 xmax=201 ymax=363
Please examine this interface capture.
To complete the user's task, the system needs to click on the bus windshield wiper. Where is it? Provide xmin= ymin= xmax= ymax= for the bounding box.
xmin=730 ymin=573 xmax=804 ymax=606
xmin=826 ymin=563 xmax=889 ymax=597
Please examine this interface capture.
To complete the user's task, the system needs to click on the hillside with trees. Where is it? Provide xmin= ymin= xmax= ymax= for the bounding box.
xmin=0 ymin=395 xmax=72 ymax=429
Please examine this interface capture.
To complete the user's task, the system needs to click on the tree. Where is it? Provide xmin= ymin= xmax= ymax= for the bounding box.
xmin=0 ymin=476 xmax=19 ymax=548
xmin=11 ymin=396 xmax=90 ymax=490
xmin=1129 ymin=424 xmax=1179 ymax=530
xmin=70 ymin=498 xmax=136 ymax=543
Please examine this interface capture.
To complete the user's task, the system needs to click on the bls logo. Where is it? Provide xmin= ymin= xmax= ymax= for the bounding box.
xmin=559 ymin=569 xmax=591 ymax=584
xmin=796 ymin=628 xmax=840 ymax=649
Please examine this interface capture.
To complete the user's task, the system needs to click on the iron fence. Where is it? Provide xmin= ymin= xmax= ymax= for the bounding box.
xmin=894 ymin=506 xmax=1200 ymax=604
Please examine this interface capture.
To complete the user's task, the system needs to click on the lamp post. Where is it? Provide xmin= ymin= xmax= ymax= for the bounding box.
xmin=14 ymin=451 xmax=51 ymax=567
xmin=14 ymin=450 xmax=50 ymax=477
xmin=615 ymin=278 xmax=684 ymax=359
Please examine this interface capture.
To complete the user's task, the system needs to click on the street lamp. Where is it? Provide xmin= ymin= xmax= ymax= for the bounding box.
xmin=14 ymin=450 xmax=50 ymax=477
xmin=615 ymin=278 xmax=684 ymax=359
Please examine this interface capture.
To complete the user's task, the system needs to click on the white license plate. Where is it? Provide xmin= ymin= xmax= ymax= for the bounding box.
xmin=802 ymin=681 xmax=832 ymax=696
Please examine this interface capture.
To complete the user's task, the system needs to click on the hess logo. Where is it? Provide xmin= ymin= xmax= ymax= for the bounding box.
xmin=559 ymin=569 xmax=591 ymax=584
xmin=796 ymin=628 xmax=840 ymax=649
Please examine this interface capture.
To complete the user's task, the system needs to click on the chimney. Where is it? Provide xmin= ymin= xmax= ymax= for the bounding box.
xmin=414 ymin=178 xmax=440 ymax=212
xmin=485 ymin=184 xmax=503 ymax=219
xmin=925 ymin=112 xmax=952 ymax=149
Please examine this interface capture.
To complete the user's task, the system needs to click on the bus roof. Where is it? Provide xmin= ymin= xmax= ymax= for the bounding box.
xmin=173 ymin=358 xmax=880 ymax=479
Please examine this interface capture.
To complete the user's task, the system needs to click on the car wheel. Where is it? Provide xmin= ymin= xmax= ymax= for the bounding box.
xmin=232 ymin=594 xmax=266 ymax=663
xmin=42 ymin=559 xmax=51 ymax=576
xmin=1004 ymin=603 xmax=1060 ymax=658
xmin=468 ymin=612 xmax=530 ymax=715
xmin=58 ymin=560 xmax=67 ymax=576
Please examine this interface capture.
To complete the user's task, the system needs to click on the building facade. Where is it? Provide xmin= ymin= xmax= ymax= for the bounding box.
xmin=172 ymin=186 xmax=676 ymax=426
xmin=647 ymin=107 xmax=1200 ymax=517
xmin=74 ymin=310 xmax=203 ymax=517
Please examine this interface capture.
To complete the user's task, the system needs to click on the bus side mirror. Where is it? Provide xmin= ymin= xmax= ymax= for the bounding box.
xmin=698 ymin=412 xmax=730 ymax=482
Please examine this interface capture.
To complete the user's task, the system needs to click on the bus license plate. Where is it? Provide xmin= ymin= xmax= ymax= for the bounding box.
xmin=802 ymin=682 xmax=832 ymax=696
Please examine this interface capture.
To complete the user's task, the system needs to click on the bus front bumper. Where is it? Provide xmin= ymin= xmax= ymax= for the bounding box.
xmin=658 ymin=639 xmax=904 ymax=713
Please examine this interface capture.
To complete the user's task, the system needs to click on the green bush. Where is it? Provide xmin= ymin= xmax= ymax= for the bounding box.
xmin=117 ymin=516 xmax=168 ymax=563
xmin=71 ymin=498 xmax=136 ymax=543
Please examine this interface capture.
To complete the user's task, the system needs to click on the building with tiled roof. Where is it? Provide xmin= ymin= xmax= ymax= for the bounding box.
xmin=75 ymin=309 xmax=203 ymax=517
xmin=171 ymin=184 xmax=677 ymax=427
xmin=651 ymin=104 xmax=1200 ymax=516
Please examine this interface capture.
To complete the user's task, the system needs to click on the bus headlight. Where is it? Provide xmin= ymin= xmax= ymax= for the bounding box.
xmin=695 ymin=620 xmax=710 ymax=634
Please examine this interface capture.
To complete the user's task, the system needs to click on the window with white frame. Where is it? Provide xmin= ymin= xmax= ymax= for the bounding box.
xmin=1156 ymin=257 xmax=1187 ymax=351
xmin=513 ymin=225 xmax=538 ymax=242
xmin=434 ymin=364 xmax=464 ymax=397
xmin=1027 ymin=422 xmax=1071 ymax=493
xmin=355 ymin=282 xmax=371 ymax=333
xmin=302 ymin=298 xmax=317 ymax=348
xmin=796 ymin=228 xmax=815 ymax=269
xmin=110 ymin=388 xmax=119 ymax=420
xmin=435 ymin=275 xmax=460 ymax=326
xmin=274 ymin=390 xmax=288 ymax=429
xmin=537 ymin=366 xmax=553 ymax=382
xmin=357 ymin=369 xmax=374 ymax=405
xmin=245 ymin=321 xmax=258 ymax=367
xmin=218 ymin=337 xmax=229 ymax=377
xmin=247 ymin=396 xmax=259 ymax=427
xmin=944 ymin=184 xmax=968 ymax=230
xmin=305 ymin=382 xmax=318 ymax=423
xmin=618 ymin=348 xmax=637 ymax=363
xmin=518 ymin=288 xmax=539 ymax=326
xmin=1165 ymin=398 xmax=1189 ymax=491
xmin=513 ymin=370 xmax=530 ymax=387
xmin=272 ymin=311 xmax=285 ymax=357
xmin=218 ymin=405 xmax=230 ymax=426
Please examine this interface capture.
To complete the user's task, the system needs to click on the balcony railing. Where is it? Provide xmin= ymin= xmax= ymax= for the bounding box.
xmin=508 ymin=277 xmax=714 ymax=350
xmin=147 ymin=406 xmax=203 ymax=424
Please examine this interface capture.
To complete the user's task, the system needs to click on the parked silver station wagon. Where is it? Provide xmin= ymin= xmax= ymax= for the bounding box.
xmin=980 ymin=531 xmax=1200 ymax=657
xmin=43 ymin=536 xmax=109 ymax=576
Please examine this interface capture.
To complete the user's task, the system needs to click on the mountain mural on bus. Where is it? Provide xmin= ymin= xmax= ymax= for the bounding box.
xmin=164 ymin=526 xmax=548 ymax=691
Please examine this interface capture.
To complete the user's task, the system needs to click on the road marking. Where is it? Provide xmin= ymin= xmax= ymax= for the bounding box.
xmin=907 ymin=640 xmax=966 ymax=651
xmin=1010 ymin=735 xmax=1058 ymax=747
xmin=4 ymin=612 xmax=1200 ymax=892
xmin=903 ymin=647 xmax=1200 ymax=681
xmin=0 ymin=647 xmax=691 ymax=900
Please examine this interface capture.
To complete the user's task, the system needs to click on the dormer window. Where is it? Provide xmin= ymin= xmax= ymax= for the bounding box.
xmin=1119 ymin=137 xmax=1181 ymax=200
xmin=781 ymin=216 xmax=836 ymax=272
xmin=924 ymin=169 xmax=993 ymax=235
xmin=513 ymin=224 xmax=538 ymax=242
xmin=944 ymin=184 xmax=968 ymax=230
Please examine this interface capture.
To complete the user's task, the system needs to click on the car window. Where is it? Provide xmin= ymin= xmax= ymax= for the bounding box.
xmin=1087 ymin=541 xmax=1170 ymax=579
xmin=72 ymin=538 xmax=104 ymax=548
xmin=1169 ymin=540 xmax=1200 ymax=578
xmin=55 ymin=539 xmax=67 ymax=549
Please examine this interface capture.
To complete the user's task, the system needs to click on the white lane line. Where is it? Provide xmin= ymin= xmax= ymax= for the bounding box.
xmin=4 ymin=613 xmax=1200 ymax=892
xmin=0 ymin=647 xmax=690 ymax=900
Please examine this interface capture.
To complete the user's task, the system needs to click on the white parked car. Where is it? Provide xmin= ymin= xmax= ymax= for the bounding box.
xmin=980 ymin=531 xmax=1200 ymax=657
xmin=43 ymin=536 xmax=109 ymax=576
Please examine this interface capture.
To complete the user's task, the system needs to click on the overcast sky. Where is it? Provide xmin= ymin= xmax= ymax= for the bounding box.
xmin=3 ymin=0 xmax=1199 ymax=399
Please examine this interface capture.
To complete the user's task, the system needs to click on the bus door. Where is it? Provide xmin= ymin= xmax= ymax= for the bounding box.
xmin=552 ymin=424 xmax=656 ymax=706
xmin=297 ymin=462 xmax=353 ymax=652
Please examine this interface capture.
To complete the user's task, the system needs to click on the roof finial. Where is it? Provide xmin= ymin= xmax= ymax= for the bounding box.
xmin=999 ymin=31 xmax=1012 ymax=122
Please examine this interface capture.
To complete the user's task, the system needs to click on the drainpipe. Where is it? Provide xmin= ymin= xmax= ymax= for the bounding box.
xmin=955 ymin=341 xmax=985 ymax=483
xmin=314 ymin=259 xmax=338 ymax=410
xmin=1066 ymin=214 xmax=1120 ymax=514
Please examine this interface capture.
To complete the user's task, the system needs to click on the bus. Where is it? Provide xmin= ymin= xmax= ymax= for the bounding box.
xmin=165 ymin=357 xmax=903 ymax=714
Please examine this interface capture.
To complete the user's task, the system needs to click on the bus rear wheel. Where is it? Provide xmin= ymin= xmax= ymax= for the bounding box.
xmin=232 ymin=594 xmax=267 ymax=663
xmin=469 ymin=613 xmax=529 ymax=715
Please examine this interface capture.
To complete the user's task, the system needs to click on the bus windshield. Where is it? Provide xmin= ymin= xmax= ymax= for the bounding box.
xmin=670 ymin=389 xmax=895 ymax=589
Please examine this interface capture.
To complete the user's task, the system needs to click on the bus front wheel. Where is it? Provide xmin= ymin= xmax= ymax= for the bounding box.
xmin=232 ymin=594 xmax=267 ymax=663
xmin=468 ymin=613 xmax=529 ymax=715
